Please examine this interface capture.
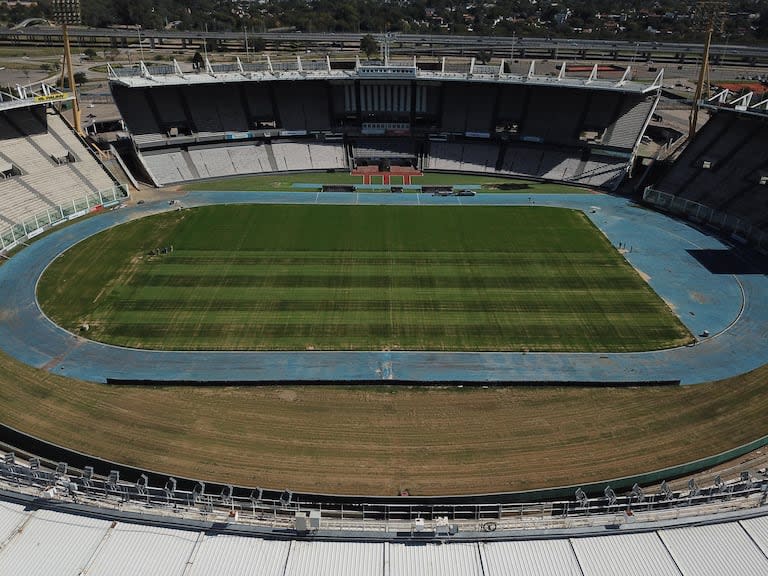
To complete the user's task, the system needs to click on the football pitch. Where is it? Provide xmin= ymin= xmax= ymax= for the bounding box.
xmin=38 ymin=204 xmax=691 ymax=352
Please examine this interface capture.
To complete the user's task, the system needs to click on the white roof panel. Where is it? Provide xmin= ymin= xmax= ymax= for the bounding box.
xmin=87 ymin=522 xmax=199 ymax=576
xmin=0 ymin=509 xmax=109 ymax=576
xmin=482 ymin=539 xmax=580 ymax=576
xmin=388 ymin=542 xmax=482 ymax=576
xmin=110 ymin=64 xmax=655 ymax=94
xmin=0 ymin=500 xmax=29 ymax=543
xmin=188 ymin=534 xmax=290 ymax=576
xmin=660 ymin=522 xmax=768 ymax=576
xmin=572 ymin=532 xmax=681 ymax=576
xmin=740 ymin=514 xmax=768 ymax=558
xmin=285 ymin=540 xmax=382 ymax=576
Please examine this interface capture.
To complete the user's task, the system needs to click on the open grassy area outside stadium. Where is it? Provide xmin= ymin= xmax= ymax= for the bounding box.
xmin=38 ymin=204 xmax=691 ymax=352
xmin=183 ymin=172 xmax=589 ymax=193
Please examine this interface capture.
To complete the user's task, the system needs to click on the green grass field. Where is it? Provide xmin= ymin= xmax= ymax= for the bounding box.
xmin=184 ymin=172 xmax=587 ymax=193
xmin=38 ymin=204 xmax=691 ymax=351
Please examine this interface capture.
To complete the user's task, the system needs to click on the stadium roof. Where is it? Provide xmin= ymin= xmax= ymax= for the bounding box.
xmin=0 ymin=81 xmax=73 ymax=113
xmin=108 ymin=56 xmax=664 ymax=94
xmin=703 ymin=87 xmax=768 ymax=119
xmin=1 ymin=489 xmax=768 ymax=575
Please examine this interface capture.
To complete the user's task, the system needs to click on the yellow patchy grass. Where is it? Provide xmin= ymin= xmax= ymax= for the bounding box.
xmin=0 ymin=351 xmax=767 ymax=495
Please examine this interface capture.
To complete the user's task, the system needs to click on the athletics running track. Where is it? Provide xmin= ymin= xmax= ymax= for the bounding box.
xmin=1 ymin=191 xmax=766 ymax=385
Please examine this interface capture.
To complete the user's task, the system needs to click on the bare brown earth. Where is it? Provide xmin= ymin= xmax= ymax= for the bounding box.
xmin=1 ymin=351 xmax=767 ymax=496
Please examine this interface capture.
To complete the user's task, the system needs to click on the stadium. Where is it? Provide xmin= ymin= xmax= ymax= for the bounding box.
xmin=1 ymin=44 xmax=768 ymax=573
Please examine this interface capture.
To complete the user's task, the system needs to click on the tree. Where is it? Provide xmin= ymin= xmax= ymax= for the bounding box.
xmin=360 ymin=34 xmax=379 ymax=59
xmin=62 ymin=71 xmax=88 ymax=88
xmin=757 ymin=10 xmax=768 ymax=40
xmin=477 ymin=49 xmax=492 ymax=64
xmin=191 ymin=51 xmax=204 ymax=70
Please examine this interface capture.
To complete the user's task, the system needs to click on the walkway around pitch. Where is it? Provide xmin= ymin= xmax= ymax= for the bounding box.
xmin=0 ymin=191 xmax=765 ymax=386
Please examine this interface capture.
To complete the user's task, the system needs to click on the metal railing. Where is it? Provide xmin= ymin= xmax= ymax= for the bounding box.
xmin=0 ymin=183 xmax=129 ymax=255
xmin=1 ymin=450 xmax=765 ymax=536
xmin=643 ymin=186 xmax=768 ymax=252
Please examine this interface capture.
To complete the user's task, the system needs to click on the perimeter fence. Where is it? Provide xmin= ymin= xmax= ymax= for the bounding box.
xmin=1 ymin=450 xmax=766 ymax=537
xmin=0 ymin=183 xmax=129 ymax=254
xmin=643 ymin=187 xmax=768 ymax=253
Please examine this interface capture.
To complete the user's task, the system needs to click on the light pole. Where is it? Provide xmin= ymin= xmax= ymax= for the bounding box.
xmin=137 ymin=25 xmax=145 ymax=61
xmin=689 ymin=1 xmax=727 ymax=140
xmin=244 ymin=24 xmax=249 ymax=62
xmin=51 ymin=0 xmax=83 ymax=135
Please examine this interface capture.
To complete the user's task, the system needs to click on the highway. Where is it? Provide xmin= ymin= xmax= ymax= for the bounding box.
xmin=0 ymin=26 xmax=765 ymax=68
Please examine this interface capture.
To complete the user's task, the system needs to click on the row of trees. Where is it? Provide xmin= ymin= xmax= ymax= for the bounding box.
xmin=1 ymin=1 xmax=767 ymax=44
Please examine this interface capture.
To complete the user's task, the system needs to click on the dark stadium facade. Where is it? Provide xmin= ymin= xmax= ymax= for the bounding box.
xmin=109 ymin=58 xmax=660 ymax=190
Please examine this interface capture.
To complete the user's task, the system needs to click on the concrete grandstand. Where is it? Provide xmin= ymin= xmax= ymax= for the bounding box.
xmin=0 ymin=82 xmax=127 ymax=253
xmin=646 ymin=92 xmax=768 ymax=252
xmin=108 ymin=57 xmax=661 ymax=190
xmin=4 ymin=54 xmax=768 ymax=574
xmin=2 ymin=450 xmax=768 ymax=575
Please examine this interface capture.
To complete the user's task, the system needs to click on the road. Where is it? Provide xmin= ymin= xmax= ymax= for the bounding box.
xmin=0 ymin=27 xmax=765 ymax=68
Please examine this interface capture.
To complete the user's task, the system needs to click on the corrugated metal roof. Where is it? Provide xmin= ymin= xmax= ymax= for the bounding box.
xmin=571 ymin=532 xmax=681 ymax=576
xmin=388 ymin=542 xmax=482 ymax=576
xmin=0 ymin=509 xmax=109 ymax=576
xmin=3 ymin=495 xmax=768 ymax=574
xmin=285 ymin=540 xmax=382 ymax=576
xmin=482 ymin=539 xmax=580 ymax=576
xmin=86 ymin=522 xmax=199 ymax=576
xmin=659 ymin=522 xmax=768 ymax=576
xmin=110 ymin=65 xmax=654 ymax=94
xmin=0 ymin=500 xmax=29 ymax=543
xmin=741 ymin=515 xmax=768 ymax=557
xmin=188 ymin=533 xmax=290 ymax=576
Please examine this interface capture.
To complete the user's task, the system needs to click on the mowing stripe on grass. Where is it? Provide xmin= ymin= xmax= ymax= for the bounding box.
xmin=38 ymin=204 xmax=691 ymax=352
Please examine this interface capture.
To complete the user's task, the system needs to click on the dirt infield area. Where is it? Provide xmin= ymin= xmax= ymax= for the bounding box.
xmin=1 ymin=351 xmax=767 ymax=496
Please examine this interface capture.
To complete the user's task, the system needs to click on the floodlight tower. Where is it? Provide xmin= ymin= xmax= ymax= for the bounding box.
xmin=688 ymin=1 xmax=728 ymax=140
xmin=51 ymin=0 xmax=83 ymax=136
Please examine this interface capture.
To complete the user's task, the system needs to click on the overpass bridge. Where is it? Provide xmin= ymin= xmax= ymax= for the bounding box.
xmin=0 ymin=27 xmax=766 ymax=68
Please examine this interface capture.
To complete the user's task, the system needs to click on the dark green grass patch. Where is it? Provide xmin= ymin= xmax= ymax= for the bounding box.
xmin=38 ymin=205 xmax=692 ymax=351
xmin=184 ymin=172 xmax=362 ymax=191
xmin=183 ymin=172 xmax=587 ymax=193
xmin=411 ymin=173 xmax=588 ymax=193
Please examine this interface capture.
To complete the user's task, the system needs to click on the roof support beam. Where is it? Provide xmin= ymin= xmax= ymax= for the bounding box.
xmin=587 ymin=63 xmax=598 ymax=83
xmin=617 ymin=66 xmax=632 ymax=87
xmin=731 ymin=92 xmax=753 ymax=110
